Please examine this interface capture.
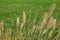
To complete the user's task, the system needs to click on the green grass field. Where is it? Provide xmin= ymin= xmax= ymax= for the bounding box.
xmin=0 ymin=0 xmax=60 ymax=40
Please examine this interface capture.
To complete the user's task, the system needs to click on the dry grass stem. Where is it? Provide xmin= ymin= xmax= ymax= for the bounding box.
xmin=41 ymin=4 xmax=56 ymax=28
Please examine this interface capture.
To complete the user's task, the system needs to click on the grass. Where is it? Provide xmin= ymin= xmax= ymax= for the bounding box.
xmin=0 ymin=0 xmax=60 ymax=40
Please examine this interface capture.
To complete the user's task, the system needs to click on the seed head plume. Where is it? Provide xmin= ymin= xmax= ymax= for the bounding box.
xmin=48 ymin=4 xmax=56 ymax=17
xmin=42 ymin=16 xmax=53 ymax=35
xmin=40 ymin=3 xmax=56 ymax=28
xmin=16 ymin=17 xmax=20 ymax=27
xmin=48 ymin=18 xmax=56 ymax=37
xmin=21 ymin=11 xmax=26 ymax=29
xmin=41 ymin=13 xmax=48 ymax=27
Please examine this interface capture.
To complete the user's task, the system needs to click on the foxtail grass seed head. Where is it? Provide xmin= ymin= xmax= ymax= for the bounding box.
xmin=23 ymin=11 xmax=26 ymax=23
xmin=48 ymin=4 xmax=56 ymax=17
xmin=47 ymin=16 xmax=54 ymax=28
xmin=48 ymin=19 xmax=56 ymax=37
xmin=20 ymin=23 xmax=24 ymax=30
xmin=48 ymin=18 xmax=56 ymax=29
xmin=32 ymin=25 xmax=36 ymax=31
xmin=43 ymin=17 xmax=53 ymax=36
xmin=41 ymin=3 xmax=56 ymax=28
xmin=0 ymin=21 xmax=4 ymax=31
xmin=41 ymin=13 xmax=48 ymax=27
xmin=21 ymin=11 xmax=26 ymax=29
xmin=52 ymin=19 xmax=56 ymax=28
xmin=16 ymin=17 xmax=20 ymax=27
xmin=47 ymin=17 xmax=56 ymax=30
xmin=41 ymin=3 xmax=56 ymax=26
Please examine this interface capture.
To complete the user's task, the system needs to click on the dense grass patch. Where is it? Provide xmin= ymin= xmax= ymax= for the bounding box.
xmin=0 ymin=0 xmax=60 ymax=40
